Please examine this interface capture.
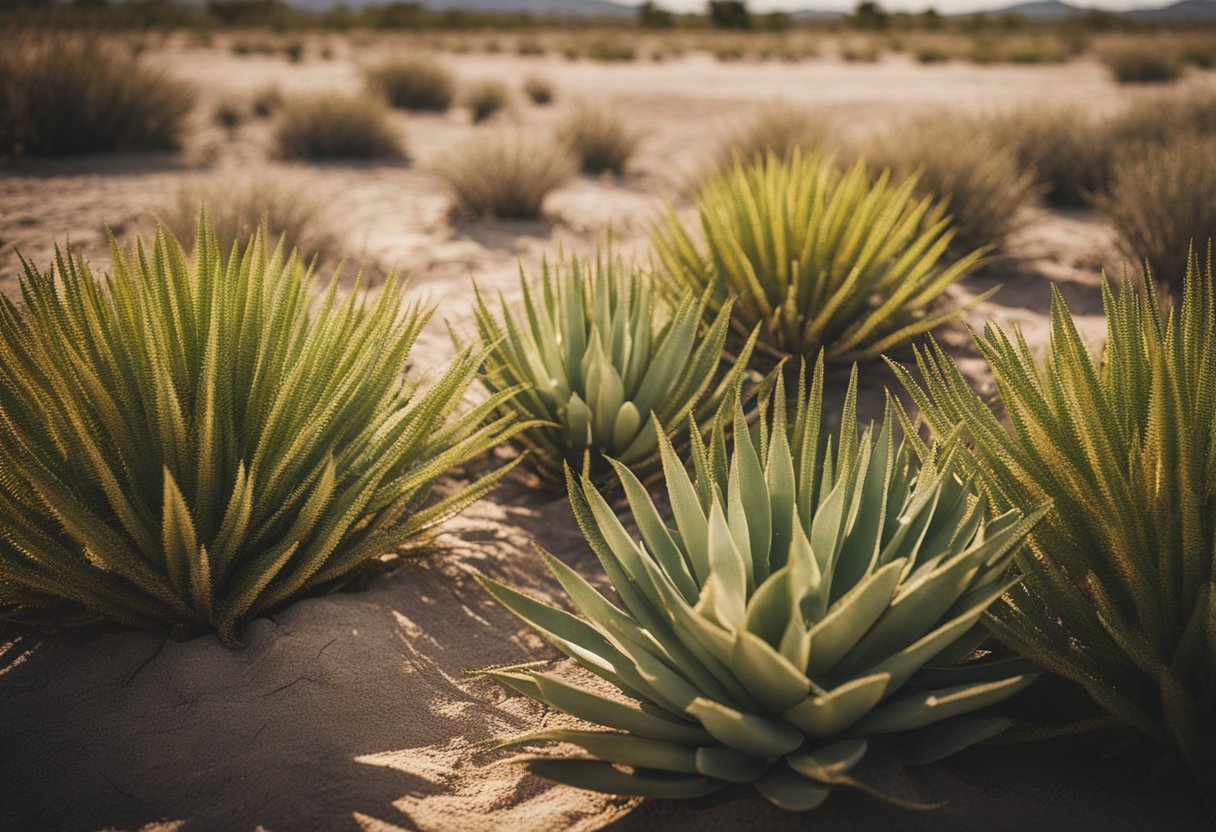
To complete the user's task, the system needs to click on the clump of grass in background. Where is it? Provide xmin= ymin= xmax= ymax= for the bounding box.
xmin=713 ymin=102 xmax=838 ymax=173
xmin=983 ymin=107 xmax=1110 ymax=207
xmin=586 ymin=41 xmax=636 ymax=62
xmin=157 ymin=176 xmax=338 ymax=267
xmin=915 ymin=44 xmax=952 ymax=64
xmin=516 ymin=38 xmax=545 ymax=56
xmin=1092 ymin=135 xmax=1216 ymax=285
xmin=865 ymin=114 xmax=1044 ymax=251
xmin=252 ymin=84 xmax=284 ymax=118
xmin=0 ymin=35 xmax=194 ymax=157
xmin=0 ymin=215 xmax=526 ymax=642
xmin=556 ymin=102 xmax=641 ymax=175
xmin=523 ymin=75 xmax=554 ymax=105
xmin=653 ymin=151 xmax=987 ymax=362
xmin=1101 ymin=43 xmax=1184 ymax=84
xmin=1181 ymin=39 xmax=1215 ymax=69
xmin=231 ymin=39 xmax=276 ymax=57
xmin=364 ymin=56 xmax=455 ymax=112
xmin=840 ymin=41 xmax=880 ymax=63
xmin=435 ymin=130 xmax=577 ymax=220
xmin=214 ymin=97 xmax=245 ymax=131
xmin=465 ymin=80 xmax=510 ymax=124
xmin=284 ymin=39 xmax=304 ymax=63
xmin=274 ymin=93 xmax=403 ymax=160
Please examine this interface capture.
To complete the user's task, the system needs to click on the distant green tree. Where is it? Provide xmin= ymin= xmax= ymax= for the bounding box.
xmin=638 ymin=1 xmax=675 ymax=28
xmin=851 ymin=1 xmax=889 ymax=30
xmin=708 ymin=0 xmax=752 ymax=30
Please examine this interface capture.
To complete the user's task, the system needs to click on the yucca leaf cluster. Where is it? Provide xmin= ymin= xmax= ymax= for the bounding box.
xmin=480 ymin=360 xmax=1045 ymax=809
xmin=892 ymin=246 xmax=1216 ymax=786
xmin=0 ymin=216 xmax=522 ymax=642
xmin=652 ymin=151 xmax=987 ymax=362
xmin=472 ymin=252 xmax=755 ymax=484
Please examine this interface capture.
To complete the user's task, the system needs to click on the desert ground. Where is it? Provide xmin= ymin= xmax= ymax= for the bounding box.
xmin=1 ymin=40 xmax=1212 ymax=831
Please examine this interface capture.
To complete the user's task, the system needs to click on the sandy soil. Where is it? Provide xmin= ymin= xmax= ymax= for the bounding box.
xmin=1 ymin=45 xmax=1212 ymax=831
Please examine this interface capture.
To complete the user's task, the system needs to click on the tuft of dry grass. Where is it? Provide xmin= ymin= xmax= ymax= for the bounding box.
xmin=555 ymin=102 xmax=641 ymax=175
xmin=214 ymin=97 xmax=245 ymax=130
xmin=984 ymin=107 xmax=1110 ymax=207
xmin=523 ymin=75 xmax=554 ymax=105
xmin=251 ymin=84 xmax=284 ymax=118
xmin=0 ymin=35 xmax=194 ymax=157
xmin=156 ymin=175 xmax=338 ymax=267
xmin=434 ymin=129 xmax=577 ymax=219
xmin=713 ymin=102 xmax=837 ymax=173
xmin=274 ymin=92 xmax=403 ymax=160
xmin=1100 ymin=43 xmax=1184 ymax=84
xmin=364 ymin=56 xmax=455 ymax=112
xmin=465 ymin=80 xmax=510 ymax=124
xmin=1092 ymin=134 xmax=1216 ymax=286
xmin=865 ymin=114 xmax=1044 ymax=251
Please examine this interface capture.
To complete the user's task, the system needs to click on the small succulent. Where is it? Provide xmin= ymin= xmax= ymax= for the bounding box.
xmin=471 ymin=250 xmax=756 ymax=484
xmin=653 ymin=151 xmax=988 ymax=362
xmin=479 ymin=358 xmax=1046 ymax=809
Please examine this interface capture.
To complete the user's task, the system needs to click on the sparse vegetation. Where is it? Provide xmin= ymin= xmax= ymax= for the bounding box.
xmin=1101 ymin=43 xmax=1184 ymax=84
xmin=214 ymin=97 xmax=245 ymax=130
xmin=713 ymin=102 xmax=837 ymax=172
xmin=523 ymin=75 xmax=554 ymax=105
xmin=365 ymin=56 xmax=455 ymax=112
xmin=586 ymin=40 xmax=636 ymax=62
xmin=435 ymin=130 xmax=577 ymax=220
xmin=556 ymin=102 xmax=641 ymax=175
xmin=274 ymin=92 xmax=403 ymax=161
xmin=984 ymin=107 xmax=1110 ymax=207
xmin=252 ymin=84 xmax=284 ymax=118
xmin=0 ymin=35 xmax=194 ymax=157
xmin=465 ymin=80 xmax=510 ymax=124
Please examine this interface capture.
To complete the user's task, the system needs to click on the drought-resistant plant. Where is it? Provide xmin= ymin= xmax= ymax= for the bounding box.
xmin=983 ymin=107 xmax=1109 ymax=208
xmin=0 ymin=215 xmax=524 ymax=643
xmin=1091 ymin=135 xmax=1216 ymax=285
xmin=890 ymin=247 xmax=1216 ymax=787
xmin=480 ymin=359 xmax=1045 ymax=807
xmin=274 ymin=93 xmax=403 ymax=160
xmin=653 ymin=151 xmax=987 ymax=362
xmin=556 ymin=103 xmax=642 ymax=175
xmin=252 ymin=84 xmax=284 ymax=118
xmin=214 ymin=97 xmax=245 ymax=131
xmin=865 ymin=115 xmax=1043 ymax=251
xmin=1100 ymin=43 xmax=1183 ymax=84
xmin=365 ymin=56 xmax=455 ymax=112
xmin=523 ymin=75 xmax=555 ymax=105
xmin=465 ymin=80 xmax=510 ymax=124
xmin=0 ymin=35 xmax=194 ymax=156
xmin=471 ymin=251 xmax=756 ymax=484
xmin=712 ymin=102 xmax=837 ymax=173
xmin=434 ymin=130 xmax=577 ymax=220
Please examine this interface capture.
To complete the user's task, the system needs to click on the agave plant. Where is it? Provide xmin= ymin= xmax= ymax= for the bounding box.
xmin=471 ymin=251 xmax=756 ymax=484
xmin=0 ymin=214 xmax=524 ymax=643
xmin=652 ymin=151 xmax=988 ymax=362
xmin=478 ymin=359 xmax=1045 ymax=808
xmin=891 ymin=246 xmax=1216 ymax=788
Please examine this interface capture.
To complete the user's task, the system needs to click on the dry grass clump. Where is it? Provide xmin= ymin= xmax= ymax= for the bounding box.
xmin=555 ymin=103 xmax=641 ymax=175
xmin=0 ymin=35 xmax=193 ymax=156
xmin=435 ymin=130 xmax=577 ymax=220
xmin=364 ymin=56 xmax=455 ymax=112
xmin=1091 ymin=134 xmax=1216 ymax=285
xmin=156 ymin=176 xmax=338 ymax=267
xmin=251 ymin=84 xmax=284 ymax=118
xmin=465 ymin=80 xmax=510 ymax=124
xmin=713 ymin=102 xmax=837 ymax=173
xmin=1100 ymin=43 xmax=1184 ymax=84
xmin=274 ymin=92 xmax=403 ymax=160
xmin=214 ymin=97 xmax=245 ymax=130
xmin=984 ymin=107 xmax=1112 ymax=207
xmin=522 ymin=75 xmax=554 ymax=105
xmin=585 ymin=41 xmax=636 ymax=62
xmin=865 ymin=114 xmax=1043 ymax=250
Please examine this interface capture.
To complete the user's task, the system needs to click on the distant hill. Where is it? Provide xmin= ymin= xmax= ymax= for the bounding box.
xmin=971 ymin=0 xmax=1216 ymax=19
xmin=1125 ymin=0 xmax=1216 ymax=19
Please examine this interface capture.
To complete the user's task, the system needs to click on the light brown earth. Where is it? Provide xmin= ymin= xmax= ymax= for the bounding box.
xmin=0 ymin=43 xmax=1211 ymax=832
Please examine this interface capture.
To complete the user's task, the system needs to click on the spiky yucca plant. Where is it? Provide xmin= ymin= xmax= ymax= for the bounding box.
xmin=653 ymin=151 xmax=988 ymax=362
xmin=891 ymin=246 xmax=1216 ymax=787
xmin=479 ymin=359 xmax=1045 ymax=809
xmin=0 ymin=215 xmax=524 ymax=643
xmin=472 ymin=252 xmax=756 ymax=484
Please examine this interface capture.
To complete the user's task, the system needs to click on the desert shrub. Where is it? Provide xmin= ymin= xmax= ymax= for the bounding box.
xmin=892 ymin=247 xmax=1216 ymax=788
xmin=1181 ymin=39 xmax=1216 ymax=69
xmin=157 ymin=176 xmax=337 ymax=266
xmin=471 ymin=251 xmax=755 ymax=485
xmin=364 ymin=56 xmax=455 ymax=112
xmin=214 ymin=97 xmax=245 ymax=130
xmin=555 ymin=103 xmax=642 ymax=175
xmin=465 ymin=80 xmax=510 ymax=124
xmin=0 ymin=215 xmax=524 ymax=642
xmin=1091 ymin=135 xmax=1216 ymax=284
xmin=0 ymin=36 xmax=194 ymax=157
xmin=983 ymin=107 xmax=1110 ymax=207
xmin=652 ymin=151 xmax=986 ymax=362
xmin=435 ymin=130 xmax=577 ymax=219
xmin=252 ymin=85 xmax=284 ymax=118
xmin=284 ymin=39 xmax=305 ymax=63
xmin=969 ymin=36 xmax=1068 ymax=65
xmin=1108 ymin=90 xmax=1216 ymax=146
xmin=587 ymin=41 xmax=636 ymax=62
xmin=864 ymin=115 xmax=1044 ymax=251
xmin=1100 ymin=43 xmax=1184 ymax=84
xmin=840 ymin=41 xmax=880 ymax=63
xmin=915 ymin=45 xmax=951 ymax=64
xmin=231 ymin=39 xmax=276 ymax=57
xmin=517 ymin=38 xmax=545 ymax=56
xmin=523 ymin=75 xmax=554 ymax=105
xmin=712 ymin=102 xmax=837 ymax=173
xmin=481 ymin=358 xmax=1045 ymax=807
xmin=274 ymin=93 xmax=403 ymax=160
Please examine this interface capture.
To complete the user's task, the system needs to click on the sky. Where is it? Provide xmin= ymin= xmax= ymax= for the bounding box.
xmin=634 ymin=0 xmax=1179 ymax=11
